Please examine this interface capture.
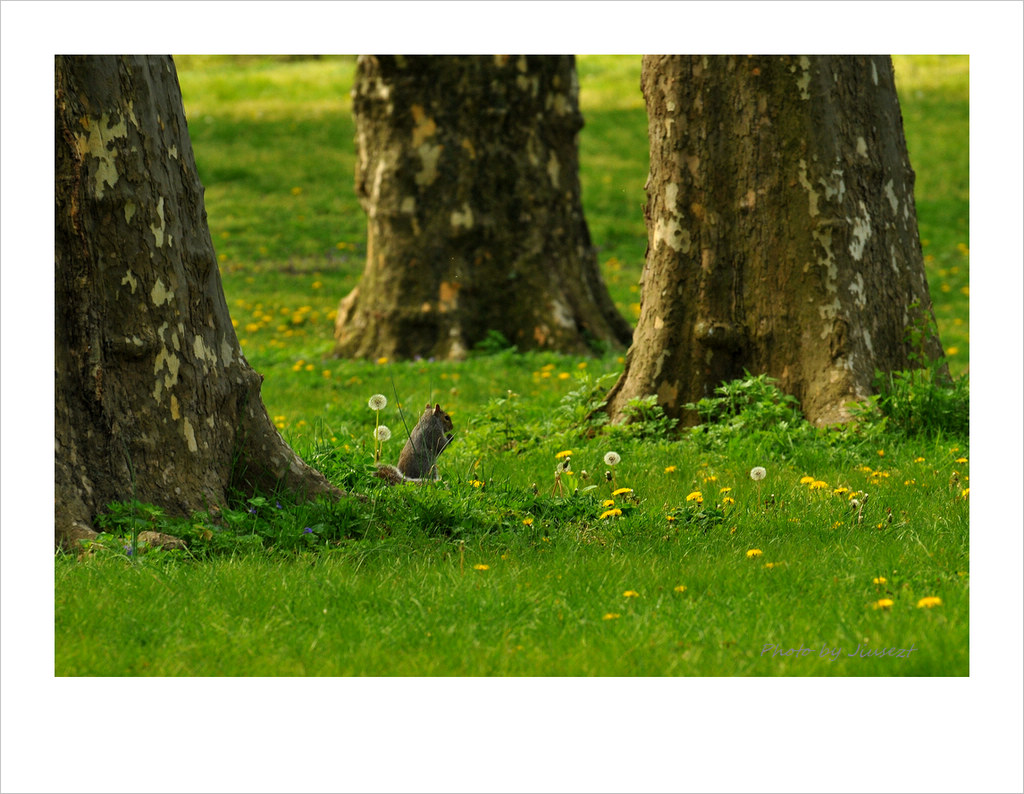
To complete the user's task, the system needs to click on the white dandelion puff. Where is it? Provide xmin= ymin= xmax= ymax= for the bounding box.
xmin=604 ymin=451 xmax=621 ymax=467
xmin=749 ymin=466 xmax=767 ymax=481
xmin=368 ymin=394 xmax=388 ymax=411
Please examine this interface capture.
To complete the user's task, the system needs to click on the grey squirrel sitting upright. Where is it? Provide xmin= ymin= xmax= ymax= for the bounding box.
xmin=375 ymin=403 xmax=454 ymax=485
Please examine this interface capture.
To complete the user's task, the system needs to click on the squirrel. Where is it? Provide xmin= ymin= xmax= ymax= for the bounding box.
xmin=375 ymin=403 xmax=454 ymax=485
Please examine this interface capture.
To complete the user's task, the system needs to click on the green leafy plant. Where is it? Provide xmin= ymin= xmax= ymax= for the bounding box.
xmin=684 ymin=372 xmax=811 ymax=453
xmin=860 ymin=302 xmax=969 ymax=438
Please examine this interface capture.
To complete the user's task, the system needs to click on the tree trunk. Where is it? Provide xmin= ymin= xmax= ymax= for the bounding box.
xmin=604 ymin=55 xmax=945 ymax=427
xmin=55 ymin=55 xmax=339 ymax=550
xmin=333 ymin=55 xmax=633 ymax=361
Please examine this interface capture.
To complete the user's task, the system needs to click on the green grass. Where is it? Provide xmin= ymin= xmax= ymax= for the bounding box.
xmin=57 ymin=436 xmax=969 ymax=676
xmin=54 ymin=55 xmax=970 ymax=677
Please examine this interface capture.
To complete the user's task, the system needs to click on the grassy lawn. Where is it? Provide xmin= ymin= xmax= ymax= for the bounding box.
xmin=54 ymin=55 xmax=970 ymax=677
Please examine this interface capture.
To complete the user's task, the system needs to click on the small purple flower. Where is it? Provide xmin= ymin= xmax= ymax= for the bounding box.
xmin=303 ymin=527 xmax=314 ymax=534
xmin=124 ymin=545 xmax=134 ymax=556
xmin=275 ymin=501 xmax=283 ymax=509
xmin=248 ymin=506 xmax=257 ymax=515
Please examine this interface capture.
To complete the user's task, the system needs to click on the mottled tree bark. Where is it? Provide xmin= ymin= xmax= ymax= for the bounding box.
xmin=55 ymin=55 xmax=339 ymax=550
xmin=334 ymin=55 xmax=633 ymax=360
xmin=604 ymin=55 xmax=944 ymax=427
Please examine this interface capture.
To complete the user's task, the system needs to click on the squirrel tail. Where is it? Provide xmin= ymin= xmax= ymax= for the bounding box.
xmin=374 ymin=464 xmax=407 ymax=486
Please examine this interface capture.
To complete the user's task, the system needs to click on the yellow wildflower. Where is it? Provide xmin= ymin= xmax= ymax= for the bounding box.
xmin=873 ymin=577 xmax=887 ymax=585
xmin=473 ymin=564 xmax=490 ymax=571
xmin=523 ymin=517 xmax=533 ymax=526
xmin=917 ymin=596 xmax=942 ymax=608
xmin=686 ymin=491 xmax=703 ymax=503
xmin=809 ymin=480 xmax=828 ymax=490
xmin=602 ymin=499 xmax=616 ymax=507
xmin=612 ymin=487 xmax=633 ymax=496
xmin=555 ymin=450 xmax=573 ymax=459
xmin=873 ymin=599 xmax=894 ymax=609
xmin=622 ymin=590 xmax=639 ymax=598
xmin=674 ymin=585 xmax=687 ymax=593
xmin=799 ymin=476 xmax=815 ymax=485
xmin=664 ymin=465 xmax=677 ymax=473
xmin=746 ymin=549 xmax=763 ymax=558
xmin=600 ymin=508 xmax=622 ymax=520
xmin=602 ymin=613 xmax=621 ymax=621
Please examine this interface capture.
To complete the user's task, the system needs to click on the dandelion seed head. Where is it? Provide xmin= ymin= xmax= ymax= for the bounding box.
xmin=750 ymin=466 xmax=767 ymax=481
xmin=604 ymin=451 xmax=621 ymax=466
xmin=373 ymin=425 xmax=392 ymax=442
xmin=368 ymin=394 xmax=387 ymax=411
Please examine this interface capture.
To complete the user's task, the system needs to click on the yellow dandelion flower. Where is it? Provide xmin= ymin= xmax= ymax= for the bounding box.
xmin=917 ymin=596 xmax=942 ymax=609
xmin=719 ymin=487 xmax=732 ymax=494
xmin=600 ymin=508 xmax=622 ymax=520
xmin=602 ymin=613 xmax=621 ymax=621
xmin=469 ymin=479 xmax=484 ymax=488
xmin=376 ymin=356 xmax=388 ymax=365
xmin=873 ymin=598 xmax=894 ymax=609
xmin=291 ymin=186 xmax=302 ymax=195
xmin=764 ymin=562 xmax=779 ymax=569
xmin=877 ymin=449 xmax=885 ymax=457
xmin=674 ymin=585 xmax=687 ymax=593
xmin=666 ymin=515 xmax=677 ymax=522
xmin=703 ymin=475 xmax=718 ymax=483
xmin=955 ymin=457 xmax=968 ymax=464
xmin=746 ymin=548 xmax=763 ymax=558
xmin=873 ymin=577 xmax=887 ymax=585
xmin=833 ymin=487 xmax=849 ymax=496
xmin=799 ymin=476 xmax=815 ymax=485
xmin=473 ymin=564 xmax=490 ymax=571
xmin=722 ymin=496 xmax=736 ymax=505
xmin=809 ymin=480 xmax=828 ymax=490
xmin=311 ymin=280 xmax=322 ymax=289
xmin=622 ymin=590 xmax=639 ymax=598
xmin=664 ymin=465 xmax=677 ymax=473
xmin=612 ymin=487 xmax=633 ymax=496
xmin=914 ymin=457 xmax=926 ymax=463
xmin=686 ymin=491 xmax=703 ymax=503
xmin=961 ymin=488 xmax=969 ymax=498
xmin=523 ymin=517 xmax=533 ymax=526
xmin=555 ymin=450 xmax=573 ymax=459
xmin=602 ymin=499 xmax=616 ymax=507
xmin=557 ymin=372 xmax=570 ymax=380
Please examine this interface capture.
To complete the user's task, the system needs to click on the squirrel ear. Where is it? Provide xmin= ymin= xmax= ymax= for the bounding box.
xmin=434 ymin=403 xmax=441 ymax=412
